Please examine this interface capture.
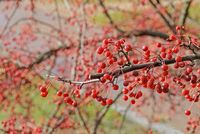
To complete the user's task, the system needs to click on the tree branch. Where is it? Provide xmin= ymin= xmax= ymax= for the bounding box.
xmin=149 ymin=0 xmax=176 ymax=33
xmin=90 ymin=54 xmax=200 ymax=79
xmin=179 ymin=0 xmax=193 ymax=26
xmin=92 ymin=92 xmax=122 ymax=134
xmin=0 ymin=1 xmax=19 ymax=36
xmin=54 ymin=0 xmax=62 ymax=29
xmin=128 ymin=29 xmax=169 ymax=39
xmin=48 ymin=115 xmax=66 ymax=134
xmin=48 ymin=76 xmax=100 ymax=86
xmin=98 ymin=0 xmax=169 ymax=40
xmin=98 ymin=0 xmax=124 ymax=33
xmin=19 ymin=45 xmax=70 ymax=69
xmin=118 ymin=104 xmax=131 ymax=134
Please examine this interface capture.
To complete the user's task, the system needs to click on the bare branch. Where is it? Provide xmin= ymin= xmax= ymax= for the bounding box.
xmin=92 ymin=92 xmax=122 ymax=134
xmin=19 ymin=45 xmax=70 ymax=69
xmin=127 ymin=29 xmax=169 ymax=39
xmin=48 ymin=115 xmax=66 ymax=134
xmin=149 ymin=0 xmax=176 ymax=33
xmin=98 ymin=0 xmax=124 ymax=33
xmin=4 ymin=17 xmax=62 ymax=36
xmin=48 ymin=75 xmax=100 ymax=86
xmin=118 ymin=104 xmax=131 ymax=134
xmin=0 ymin=1 xmax=19 ymax=36
xmin=98 ymin=0 xmax=169 ymax=40
xmin=44 ymin=104 xmax=62 ymax=133
xmin=76 ymin=106 xmax=90 ymax=134
xmin=54 ymin=0 xmax=62 ymax=29
xmin=70 ymin=5 xmax=90 ymax=133
xmin=179 ymin=0 xmax=193 ymax=26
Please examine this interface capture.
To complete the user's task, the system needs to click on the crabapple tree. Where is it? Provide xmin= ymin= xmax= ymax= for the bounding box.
xmin=0 ymin=0 xmax=200 ymax=134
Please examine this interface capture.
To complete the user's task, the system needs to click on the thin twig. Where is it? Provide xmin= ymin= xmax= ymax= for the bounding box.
xmin=70 ymin=3 xmax=90 ymax=133
xmin=118 ymin=104 xmax=131 ymax=134
xmin=98 ymin=0 xmax=169 ymax=39
xmin=54 ymin=0 xmax=62 ymax=29
xmin=1 ymin=1 xmax=19 ymax=35
xmin=92 ymin=92 xmax=122 ymax=134
xmin=179 ymin=0 xmax=193 ymax=26
xmin=19 ymin=45 xmax=70 ymax=69
xmin=149 ymin=0 xmax=176 ymax=33
xmin=98 ymin=0 xmax=124 ymax=33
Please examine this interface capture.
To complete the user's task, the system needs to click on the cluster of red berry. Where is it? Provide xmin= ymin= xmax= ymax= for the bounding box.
xmin=94 ymin=27 xmax=200 ymax=116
